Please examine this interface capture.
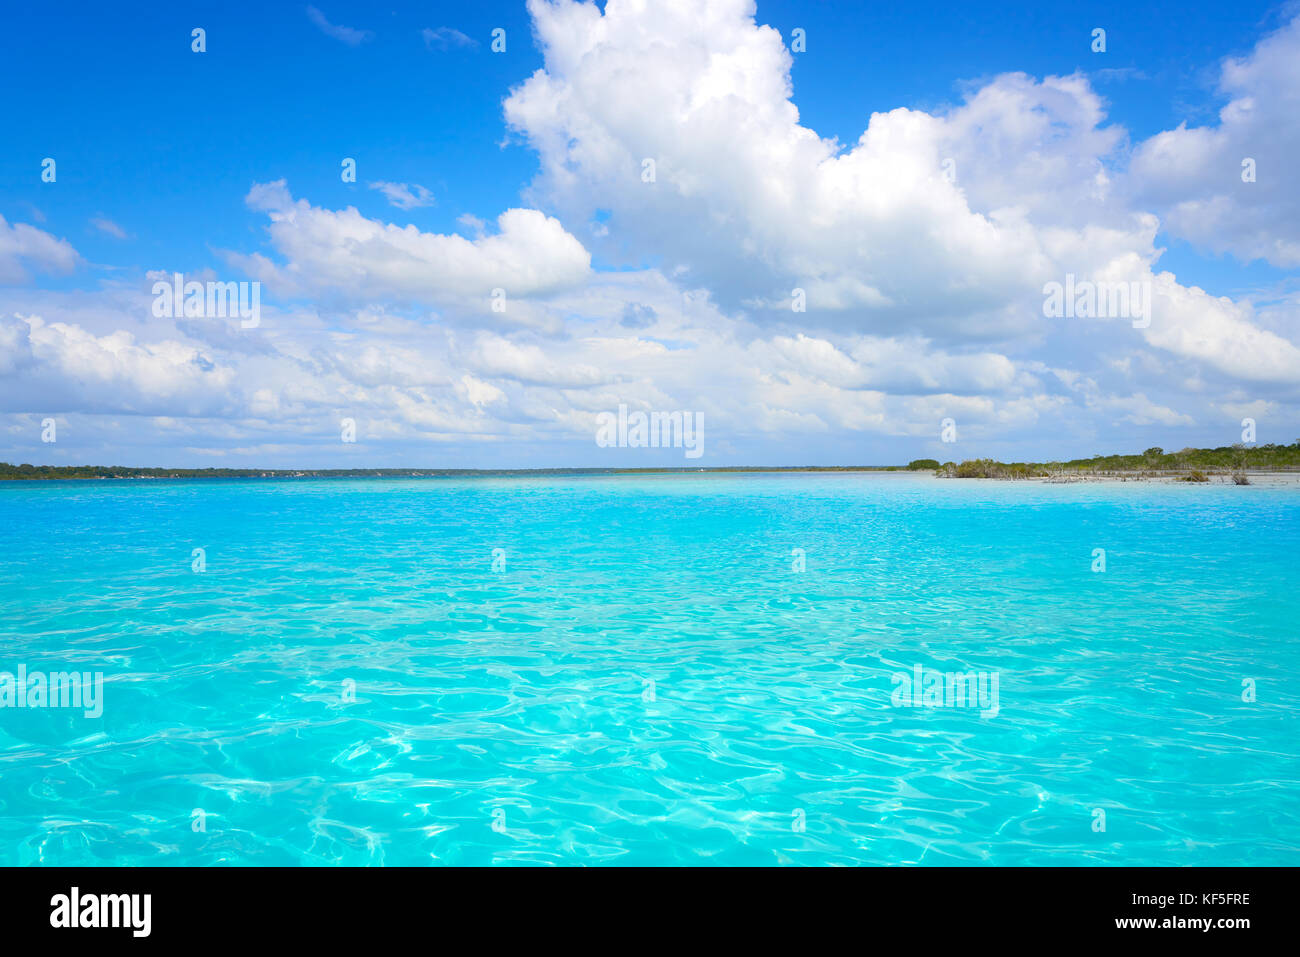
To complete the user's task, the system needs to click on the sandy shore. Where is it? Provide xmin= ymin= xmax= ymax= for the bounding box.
xmin=1031 ymin=470 xmax=1300 ymax=487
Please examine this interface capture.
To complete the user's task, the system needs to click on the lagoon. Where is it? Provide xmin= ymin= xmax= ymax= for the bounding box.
xmin=0 ymin=472 xmax=1296 ymax=865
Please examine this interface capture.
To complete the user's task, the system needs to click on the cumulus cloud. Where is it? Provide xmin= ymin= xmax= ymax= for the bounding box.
xmin=6 ymin=1 xmax=1299 ymax=468
xmin=1142 ymin=272 xmax=1300 ymax=385
xmin=503 ymin=0 xmax=1300 ymax=389
xmin=504 ymin=0 xmax=1054 ymax=332
xmin=466 ymin=333 xmax=608 ymax=387
xmin=1130 ymin=16 xmax=1300 ymax=267
xmin=761 ymin=333 xmax=1021 ymax=395
xmin=0 ymin=315 xmax=236 ymax=416
xmin=227 ymin=180 xmax=591 ymax=307
xmin=0 ymin=261 xmax=1286 ymax=469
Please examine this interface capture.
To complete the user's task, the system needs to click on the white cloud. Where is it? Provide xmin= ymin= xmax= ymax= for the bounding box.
xmin=0 ymin=215 xmax=80 ymax=283
xmin=1130 ymin=16 xmax=1300 ymax=267
xmin=1094 ymin=393 xmax=1195 ymax=428
xmin=7 ymin=2 xmax=1300 ymax=467
xmin=1 ymin=263 xmax=1292 ymax=468
xmin=306 ymin=6 xmax=371 ymax=45
xmin=503 ymin=0 xmax=1055 ymax=332
xmin=457 ymin=214 xmax=487 ymax=237
xmin=91 ymin=217 xmax=128 ymax=240
xmin=368 ymin=181 xmax=435 ymax=210
xmin=1143 ymin=272 xmax=1300 ymax=385
xmin=459 ymin=374 xmax=506 ymax=408
xmin=466 ymin=333 xmax=608 ymax=387
xmin=0 ymin=315 xmax=235 ymax=416
xmin=422 ymin=27 xmax=477 ymax=50
xmin=503 ymin=0 xmax=1300 ymax=388
xmin=227 ymin=180 xmax=591 ymax=307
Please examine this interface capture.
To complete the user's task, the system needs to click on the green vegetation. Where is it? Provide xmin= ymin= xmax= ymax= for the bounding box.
xmin=941 ymin=459 xmax=1049 ymax=479
xmin=4 ymin=441 xmax=1299 ymax=481
xmin=1048 ymin=442 xmax=1300 ymax=472
xmin=935 ymin=441 xmax=1300 ymax=479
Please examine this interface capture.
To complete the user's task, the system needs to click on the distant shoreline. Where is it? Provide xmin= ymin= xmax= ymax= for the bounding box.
xmin=4 ymin=444 xmax=1298 ymax=482
xmin=4 ymin=465 xmax=1300 ymax=484
xmin=0 ymin=465 xmax=910 ymax=481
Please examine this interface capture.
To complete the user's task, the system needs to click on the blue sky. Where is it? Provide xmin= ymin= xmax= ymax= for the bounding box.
xmin=2 ymin=0 xmax=1299 ymax=467
xmin=1 ymin=0 xmax=1286 ymax=285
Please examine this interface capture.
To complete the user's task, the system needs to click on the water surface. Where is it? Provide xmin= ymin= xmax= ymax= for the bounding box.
xmin=0 ymin=473 xmax=1296 ymax=865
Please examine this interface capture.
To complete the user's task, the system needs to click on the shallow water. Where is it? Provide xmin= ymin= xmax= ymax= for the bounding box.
xmin=0 ymin=473 xmax=1296 ymax=865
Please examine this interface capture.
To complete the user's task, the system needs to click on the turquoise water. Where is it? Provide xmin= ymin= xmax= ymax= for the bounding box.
xmin=0 ymin=473 xmax=1296 ymax=866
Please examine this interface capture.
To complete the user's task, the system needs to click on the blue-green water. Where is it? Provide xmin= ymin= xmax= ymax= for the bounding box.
xmin=0 ymin=473 xmax=1296 ymax=866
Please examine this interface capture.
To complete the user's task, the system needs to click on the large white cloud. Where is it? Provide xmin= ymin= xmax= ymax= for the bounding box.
xmin=1130 ymin=16 xmax=1300 ymax=267
xmin=5 ymin=1 xmax=1299 ymax=467
xmin=226 ymin=180 xmax=592 ymax=308
xmin=502 ymin=0 xmax=1300 ymax=387
xmin=3 ymin=260 xmax=1274 ymax=470
xmin=0 ymin=315 xmax=236 ymax=416
xmin=504 ymin=0 xmax=1052 ymax=333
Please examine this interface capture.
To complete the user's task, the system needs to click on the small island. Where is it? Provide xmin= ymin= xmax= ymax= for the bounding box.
xmin=928 ymin=443 xmax=1300 ymax=483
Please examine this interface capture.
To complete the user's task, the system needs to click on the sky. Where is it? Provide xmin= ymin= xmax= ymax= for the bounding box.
xmin=2 ymin=0 xmax=1299 ymax=468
